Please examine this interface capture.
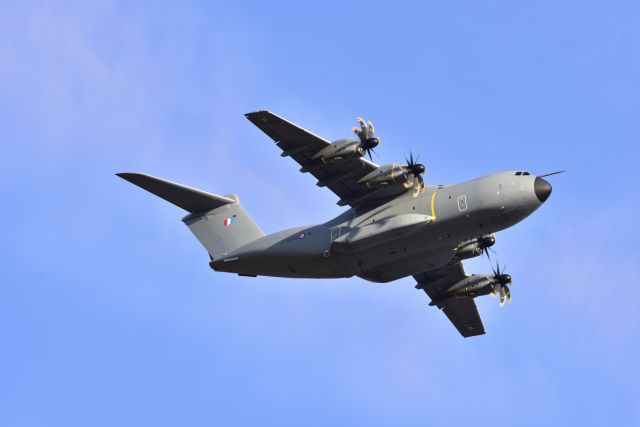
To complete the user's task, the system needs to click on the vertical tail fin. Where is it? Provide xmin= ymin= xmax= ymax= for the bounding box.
xmin=182 ymin=197 xmax=263 ymax=259
xmin=117 ymin=173 xmax=264 ymax=259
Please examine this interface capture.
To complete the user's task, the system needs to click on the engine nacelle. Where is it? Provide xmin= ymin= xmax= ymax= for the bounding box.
xmin=312 ymin=138 xmax=364 ymax=163
xmin=356 ymin=163 xmax=411 ymax=188
xmin=446 ymin=274 xmax=495 ymax=297
xmin=455 ymin=235 xmax=496 ymax=259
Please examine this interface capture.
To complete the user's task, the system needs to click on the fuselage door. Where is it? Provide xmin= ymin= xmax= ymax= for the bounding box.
xmin=330 ymin=227 xmax=342 ymax=242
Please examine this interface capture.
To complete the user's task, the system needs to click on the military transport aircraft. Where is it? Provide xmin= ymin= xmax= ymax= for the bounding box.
xmin=118 ymin=111 xmax=559 ymax=337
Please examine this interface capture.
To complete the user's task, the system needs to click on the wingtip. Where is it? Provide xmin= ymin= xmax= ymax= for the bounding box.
xmin=116 ymin=172 xmax=149 ymax=182
xmin=245 ymin=110 xmax=269 ymax=118
xmin=116 ymin=172 xmax=136 ymax=179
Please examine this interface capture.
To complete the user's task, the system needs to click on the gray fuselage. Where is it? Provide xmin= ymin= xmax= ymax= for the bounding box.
xmin=211 ymin=171 xmax=549 ymax=282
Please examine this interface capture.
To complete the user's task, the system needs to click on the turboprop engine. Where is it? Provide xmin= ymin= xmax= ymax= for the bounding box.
xmin=356 ymin=152 xmax=426 ymax=190
xmin=445 ymin=262 xmax=513 ymax=307
xmin=445 ymin=275 xmax=496 ymax=298
xmin=312 ymin=117 xmax=379 ymax=163
xmin=455 ymin=235 xmax=496 ymax=259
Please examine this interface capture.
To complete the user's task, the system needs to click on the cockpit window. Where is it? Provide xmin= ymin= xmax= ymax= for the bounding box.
xmin=515 ymin=172 xmax=522 ymax=176
xmin=523 ymin=172 xmax=530 ymax=175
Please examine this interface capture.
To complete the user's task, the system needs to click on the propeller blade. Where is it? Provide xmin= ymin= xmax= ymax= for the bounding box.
xmin=504 ymin=285 xmax=512 ymax=303
xmin=409 ymin=174 xmax=423 ymax=194
xmin=499 ymin=286 xmax=506 ymax=307
xmin=482 ymin=246 xmax=497 ymax=261
xmin=492 ymin=282 xmax=501 ymax=294
xmin=358 ymin=117 xmax=368 ymax=138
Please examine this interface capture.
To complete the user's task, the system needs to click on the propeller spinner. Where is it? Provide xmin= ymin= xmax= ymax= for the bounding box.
xmin=481 ymin=234 xmax=497 ymax=260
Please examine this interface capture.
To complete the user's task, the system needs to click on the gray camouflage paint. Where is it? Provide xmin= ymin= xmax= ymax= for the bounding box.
xmin=206 ymin=171 xmax=548 ymax=282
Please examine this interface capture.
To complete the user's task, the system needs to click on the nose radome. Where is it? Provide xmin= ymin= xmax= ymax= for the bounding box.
xmin=534 ymin=177 xmax=552 ymax=202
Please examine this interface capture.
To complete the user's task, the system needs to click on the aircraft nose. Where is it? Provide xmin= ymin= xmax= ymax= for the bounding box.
xmin=534 ymin=177 xmax=552 ymax=202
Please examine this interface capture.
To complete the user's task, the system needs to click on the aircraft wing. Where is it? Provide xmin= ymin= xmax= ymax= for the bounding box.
xmin=414 ymin=261 xmax=486 ymax=337
xmin=245 ymin=110 xmax=408 ymax=208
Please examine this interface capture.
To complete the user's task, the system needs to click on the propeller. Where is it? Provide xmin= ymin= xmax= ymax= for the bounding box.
xmin=352 ymin=117 xmax=379 ymax=160
xmin=403 ymin=151 xmax=426 ymax=190
xmin=489 ymin=260 xmax=512 ymax=307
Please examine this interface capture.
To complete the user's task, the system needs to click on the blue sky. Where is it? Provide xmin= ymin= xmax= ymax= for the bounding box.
xmin=1 ymin=1 xmax=639 ymax=425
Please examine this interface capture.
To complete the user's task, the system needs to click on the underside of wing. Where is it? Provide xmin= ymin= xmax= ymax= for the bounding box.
xmin=440 ymin=297 xmax=485 ymax=337
xmin=414 ymin=260 xmax=486 ymax=337
xmin=245 ymin=110 xmax=409 ymax=208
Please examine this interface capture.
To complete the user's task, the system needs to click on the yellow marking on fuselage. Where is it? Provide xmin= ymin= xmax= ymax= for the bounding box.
xmin=430 ymin=191 xmax=437 ymax=220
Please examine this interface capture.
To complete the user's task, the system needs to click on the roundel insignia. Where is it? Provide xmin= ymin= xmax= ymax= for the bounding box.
xmin=299 ymin=233 xmax=305 ymax=239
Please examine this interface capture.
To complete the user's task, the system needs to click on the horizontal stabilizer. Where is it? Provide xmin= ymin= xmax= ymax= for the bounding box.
xmin=117 ymin=172 xmax=234 ymax=213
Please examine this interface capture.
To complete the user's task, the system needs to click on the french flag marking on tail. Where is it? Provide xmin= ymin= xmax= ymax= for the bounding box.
xmin=224 ymin=217 xmax=234 ymax=226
